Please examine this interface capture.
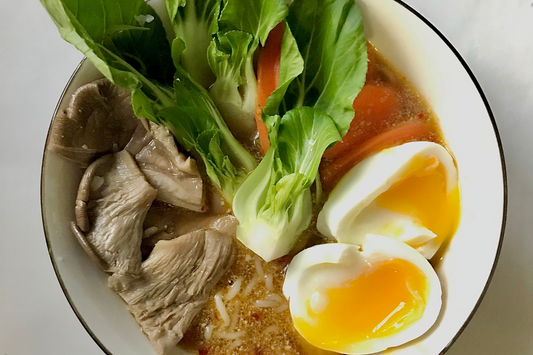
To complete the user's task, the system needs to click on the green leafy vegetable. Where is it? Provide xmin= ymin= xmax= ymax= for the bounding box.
xmin=283 ymin=0 xmax=368 ymax=136
xmin=218 ymin=0 xmax=288 ymax=45
xmin=41 ymin=0 xmax=176 ymax=119
xmin=233 ymin=0 xmax=368 ymax=260
xmin=161 ymin=41 xmax=257 ymax=199
xmin=207 ymin=0 xmax=288 ymax=140
xmin=207 ymin=31 xmax=258 ymax=141
xmin=165 ymin=0 xmax=220 ymax=87
xmin=263 ymin=23 xmax=304 ymax=116
xmin=233 ymin=107 xmax=341 ymax=261
xmin=42 ymin=0 xmax=256 ymax=201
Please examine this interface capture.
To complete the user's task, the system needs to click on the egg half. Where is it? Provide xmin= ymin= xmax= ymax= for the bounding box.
xmin=283 ymin=235 xmax=442 ymax=354
xmin=317 ymin=141 xmax=460 ymax=259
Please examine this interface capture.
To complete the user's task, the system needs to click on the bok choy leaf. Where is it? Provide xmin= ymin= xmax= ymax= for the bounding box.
xmin=283 ymin=0 xmax=368 ymax=136
xmin=233 ymin=0 xmax=368 ymax=260
xmin=262 ymin=23 xmax=304 ymax=116
xmin=41 ymin=0 xmax=175 ymax=105
xmin=161 ymin=40 xmax=257 ymax=200
xmin=207 ymin=30 xmax=258 ymax=142
xmin=164 ymin=0 xmax=220 ymax=88
xmin=233 ymin=107 xmax=341 ymax=261
xmin=218 ymin=0 xmax=288 ymax=45
xmin=41 ymin=0 xmax=256 ymax=201
xmin=207 ymin=0 xmax=288 ymax=141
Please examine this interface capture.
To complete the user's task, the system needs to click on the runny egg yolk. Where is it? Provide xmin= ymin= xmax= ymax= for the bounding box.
xmin=295 ymin=258 xmax=428 ymax=351
xmin=375 ymin=156 xmax=460 ymax=253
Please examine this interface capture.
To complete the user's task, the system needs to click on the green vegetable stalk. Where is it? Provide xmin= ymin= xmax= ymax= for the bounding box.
xmin=234 ymin=108 xmax=341 ymax=261
xmin=232 ymin=0 xmax=368 ymax=260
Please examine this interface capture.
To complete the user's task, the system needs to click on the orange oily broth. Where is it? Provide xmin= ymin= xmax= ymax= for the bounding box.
xmin=363 ymin=44 xmax=442 ymax=144
xmin=294 ymin=259 xmax=428 ymax=351
xmin=181 ymin=241 xmax=307 ymax=355
xmin=181 ymin=45 xmax=448 ymax=354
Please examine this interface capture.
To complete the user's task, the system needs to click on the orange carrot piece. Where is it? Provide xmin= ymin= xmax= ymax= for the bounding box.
xmin=255 ymin=22 xmax=284 ymax=154
xmin=321 ymin=121 xmax=434 ymax=192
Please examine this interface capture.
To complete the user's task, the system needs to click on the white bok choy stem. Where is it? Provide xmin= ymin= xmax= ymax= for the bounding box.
xmin=233 ymin=108 xmax=340 ymax=261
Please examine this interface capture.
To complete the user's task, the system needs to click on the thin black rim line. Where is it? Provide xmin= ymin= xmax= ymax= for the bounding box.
xmin=40 ymin=58 xmax=113 ymax=355
xmin=391 ymin=1 xmax=508 ymax=354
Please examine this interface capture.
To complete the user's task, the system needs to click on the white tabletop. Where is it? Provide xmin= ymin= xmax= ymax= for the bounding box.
xmin=0 ymin=0 xmax=530 ymax=354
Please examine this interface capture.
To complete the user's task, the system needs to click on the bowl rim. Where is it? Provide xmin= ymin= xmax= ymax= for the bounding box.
xmin=395 ymin=1 xmax=507 ymax=353
xmin=40 ymin=56 xmax=114 ymax=355
xmin=40 ymin=1 xmax=508 ymax=354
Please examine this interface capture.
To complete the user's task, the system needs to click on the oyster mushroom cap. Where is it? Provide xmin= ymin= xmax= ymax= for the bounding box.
xmin=134 ymin=122 xmax=205 ymax=211
xmin=48 ymin=78 xmax=140 ymax=167
xmin=73 ymin=150 xmax=157 ymax=274
xmin=108 ymin=230 xmax=235 ymax=355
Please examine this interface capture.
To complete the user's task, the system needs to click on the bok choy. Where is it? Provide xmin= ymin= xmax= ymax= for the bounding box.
xmin=233 ymin=108 xmax=341 ymax=261
xmin=164 ymin=0 xmax=220 ymax=88
xmin=207 ymin=0 xmax=288 ymax=142
xmin=233 ymin=0 xmax=368 ymax=260
xmin=41 ymin=0 xmax=257 ymax=201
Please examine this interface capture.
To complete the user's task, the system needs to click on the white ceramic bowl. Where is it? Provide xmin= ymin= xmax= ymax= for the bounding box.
xmin=41 ymin=0 xmax=507 ymax=354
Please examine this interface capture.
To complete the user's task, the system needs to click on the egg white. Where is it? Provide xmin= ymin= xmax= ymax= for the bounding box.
xmin=317 ymin=141 xmax=458 ymax=258
xmin=283 ymin=235 xmax=442 ymax=355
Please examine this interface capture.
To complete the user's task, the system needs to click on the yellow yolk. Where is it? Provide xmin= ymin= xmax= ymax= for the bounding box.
xmin=295 ymin=258 xmax=428 ymax=351
xmin=375 ymin=157 xmax=460 ymax=252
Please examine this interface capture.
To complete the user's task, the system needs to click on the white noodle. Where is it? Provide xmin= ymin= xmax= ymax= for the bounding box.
xmin=229 ymin=300 xmax=241 ymax=332
xmin=275 ymin=303 xmax=288 ymax=313
xmin=265 ymin=273 xmax=273 ymax=291
xmin=213 ymin=330 xmax=246 ymax=339
xmin=264 ymin=325 xmax=280 ymax=333
xmin=214 ymin=292 xmax=230 ymax=327
xmin=243 ymin=275 xmax=259 ymax=296
xmin=225 ymin=277 xmax=243 ymax=301
xmin=266 ymin=293 xmax=285 ymax=304
xmin=254 ymin=300 xmax=278 ymax=308
xmin=254 ymin=256 xmax=265 ymax=278
xmin=204 ymin=324 xmax=214 ymax=341
xmin=228 ymin=338 xmax=243 ymax=351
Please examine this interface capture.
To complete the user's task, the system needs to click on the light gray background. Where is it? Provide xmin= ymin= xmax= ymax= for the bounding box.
xmin=0 ymin=0 xmax=531 ymax=354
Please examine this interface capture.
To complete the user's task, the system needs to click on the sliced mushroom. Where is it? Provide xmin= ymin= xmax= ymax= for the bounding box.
xmin=108 ymin=230 xmax=235 ymax=355
xmin=134 ymin=122 xmax=205 ymax=211
xmin=48 ymin=78 xmax=140 ymax=167
xmin=73 ymin=150 xmax=157 ymax=274
xmin=140 ymin=200 xmax=238 ymax=258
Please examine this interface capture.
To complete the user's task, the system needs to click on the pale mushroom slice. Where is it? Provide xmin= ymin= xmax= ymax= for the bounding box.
xmin=48 ymin=78 xmax=141 ymax=167
xmin=134 ymin=121 xmax=205 ymax=211
xmin=108 ymin=230 xmax=235 ymax=355
xmin=141 ymin=200 xmax=238 ymax=257
xmin=73 ymin=150 xmax=157 ymax=274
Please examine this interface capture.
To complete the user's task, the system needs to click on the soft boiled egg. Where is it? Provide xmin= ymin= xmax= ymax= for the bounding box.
xmin=283 ymin=235 xmax=442 ymax=354
xmin=317 ymin=141 xmax=460 ymax=259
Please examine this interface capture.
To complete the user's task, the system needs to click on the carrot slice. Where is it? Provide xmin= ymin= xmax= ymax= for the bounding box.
xmin=255 ymin=22 xmax=284 ymax=154
xmin=323 ymin=83 xmax=400 ymax=160
xmin=321 ymin=121 xmax=434 ymax=192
